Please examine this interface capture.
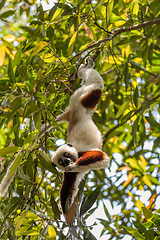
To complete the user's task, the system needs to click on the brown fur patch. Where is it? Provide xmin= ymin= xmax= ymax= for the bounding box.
xmin=77 ymin=151 xmax=105 ymax=165
xmin=81 ymin=89 xmax=102 ymax=109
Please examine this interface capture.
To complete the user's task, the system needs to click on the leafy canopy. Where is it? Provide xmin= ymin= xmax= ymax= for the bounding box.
xmin=0 ymin=0 xmax=160 ymax=239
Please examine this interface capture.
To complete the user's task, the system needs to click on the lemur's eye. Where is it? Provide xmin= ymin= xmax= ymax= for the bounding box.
xmin=64 ymin=152 xmax=70 ymax=157
xmin=58 ymin=159 xmax=63 ymax=165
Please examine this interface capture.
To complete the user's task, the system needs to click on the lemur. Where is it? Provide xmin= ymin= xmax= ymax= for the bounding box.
xmin=52 ymin=57 xmax=110 ymax=216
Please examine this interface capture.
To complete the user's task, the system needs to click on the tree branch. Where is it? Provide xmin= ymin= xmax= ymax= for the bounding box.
xmin=76 ymin=18 xmax=160 ymax=57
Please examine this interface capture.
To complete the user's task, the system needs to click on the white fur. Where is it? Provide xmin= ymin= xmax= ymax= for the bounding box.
xmin=52 ymin=144 xmax=78 ymax=171
xmin=56 ymin=63 xmax=104 ymax=152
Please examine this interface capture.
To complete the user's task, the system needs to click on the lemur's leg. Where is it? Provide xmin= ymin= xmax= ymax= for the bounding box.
xmin=65 ymin=150 xmax=110 ymax=173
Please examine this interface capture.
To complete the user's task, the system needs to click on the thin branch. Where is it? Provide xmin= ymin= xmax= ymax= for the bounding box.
xmin=47 ymin=45 xmax=70 ymax=77
xmin=94 ymin=21 xmax=111 ymax=34
xmin=75 ymin=0 xmax=101 ymax=31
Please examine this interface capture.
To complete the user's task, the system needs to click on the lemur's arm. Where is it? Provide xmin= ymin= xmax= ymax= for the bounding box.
xmin=65 ymin=150 xmax=110 ymax=173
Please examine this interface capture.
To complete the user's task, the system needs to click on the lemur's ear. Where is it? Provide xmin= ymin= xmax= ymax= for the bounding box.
xmin=67 ymin=143 xmax=73 ymax=147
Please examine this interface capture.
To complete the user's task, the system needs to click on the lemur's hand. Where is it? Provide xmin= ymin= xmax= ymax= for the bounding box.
xmin=65 ymin=163 xmax=77 ymax=172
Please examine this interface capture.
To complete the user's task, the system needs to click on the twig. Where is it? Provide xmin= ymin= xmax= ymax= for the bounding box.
xmin=75 ymin=0 xmax=101 ymax=31
xmin=47 ymin=45 xmax=70 ymax=77
xmin=109 ymin=45 xmax=132 ymax=87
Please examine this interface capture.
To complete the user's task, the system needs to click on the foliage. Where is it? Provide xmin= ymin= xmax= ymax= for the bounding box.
xmin=0 ymin=0 xmax=160 ymax=239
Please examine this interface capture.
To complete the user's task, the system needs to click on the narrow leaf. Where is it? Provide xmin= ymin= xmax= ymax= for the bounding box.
xmin=84 ymin=23 xmax=94 ymax=40
xmin=142 ymin=207 xmax=153 ymax=220
xmin=8 ymin=58 xmax=14 ymax=83
xmin=133 ymin=2 xmax=139 ymax=16
xmin=0 ymin=146 xmax=20 ymax=157
xmin=38 ymin=151 xmax=58 ymax=174
xmin=13 ymin=45 xmax=22 ymax=68
xmin=133 ymin=87 xmax=138 ymax=108
xmin=145 ymin=116 xmax=160 ymax=131
xmin=116 ymin=101 xmax=130 ymax=118
xmin=68 ymin=31 xmax=77 ymax=48
xmin=50 ymin=195 xmax=61 ymax=220
xmin=123 ymin=173 xmax=135 ymax=188
xmin=132 ymin=116 xmax=139 ymax=145
xmin=15 ymin=211 xmax=26 ymax=231
xmin=30 ymin=41 xmax=48 ymax=60
xmin=9 ymin=151 xmax=24 ymax=178
xmin=80 ymin=186 xmax=101 ymax=215
xmin=48 ymin=225 xmax=56 ymax=240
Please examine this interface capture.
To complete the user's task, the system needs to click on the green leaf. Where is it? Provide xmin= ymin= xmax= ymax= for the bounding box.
xmin=48 ymin=5 xmax=57 ymax=21
xmin=84 ymin=229 xmax=97 ymax=240
xmin=50 ymin=195 xmax=61 ymax=219
xmin=10 ymin=96 xmax=22 ymax=112
xmin=142 ymin=207 xmax=153 ymax=220
xmin=68 ymin=31 xmax=77 ymax=48
xmin=102 ymin=202 xmax=111 ymax=220
xmin=132 ymin=116 xmax=139 ymax=145
xmin=0 ymin=10 xmax=15 ymax=19
xmin=51 ymin=8 xmax=63 ymax=21
xmin=30 ymin=41 xmax=48 ymax=60
xmin=48 ymin=225 xmax=56 ymax=240
xmin=145 ymin=116 xmax=160 ymax=131
xmin=116 ymin=101 xmax=130 ymax=118
xmin=38 ymin=151 xmax=58 ymax=174
xmin=130 ymin=61 xmax=147 ymax=73
xmin=133 ymin=2 xmax=139 ymax=16
xmin=133 ymin=87 xmax=138 ymax=108
xmin=13 ymin=45 xmax=22 ymax=68
xmin=15 ymin=211 xmax=26 ymax=231
xmin=9 ymin=151 xmax=24 ymax=178
xmin=0 ymin=146 xmax=20 ymax=157
xmin=0 ymin=0 xmax=6 ymax=10
xmin=123 ymin=226 xmax=145 ymax=239
xmin=80 ymin=186 xmax=101 ymax=215
xmin=5 ymin=197 xmax=20 ymax=216
xmin=8 ymin=58 xmax=14 ymax=83
xmin=147 ymin=175 xmax=160 ymax=185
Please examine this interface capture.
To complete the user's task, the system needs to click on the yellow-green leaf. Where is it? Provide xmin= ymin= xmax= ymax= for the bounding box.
xmin=68 ymin=31 xmax=77 ymax=48
xmin=116 ymin=101 xmax=130 ymax=118
xmin=142 ymin=175 xmax=152 ymax=189
xmin=15 ymin=211 xmax=26 ymax=231
xmin=48 ymin=225 xmax=56 ymax=240
xmin=142 ymin=207 xmax=153 ymax=220
xmin=126 ymin=158 xmax=142 ymax=171
xmin=0 ymin=146 xmax=20 ymax=157
xmin=0 ymin=45 xmax=6 ymax=66
xmin=3 ymin=34 xmax=16 ymax=42
xmin=26 ymin=211 xmax=40 ymax=221
xmin=133 ymin=2 xmax=139 ymax=16
xmin=51 ymin=8 xmax=63 ymax=21
xmin=9 ymin=151 xmax=24 ymax=178
xmin=30 ymin=41 xmax=48 ymax=60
